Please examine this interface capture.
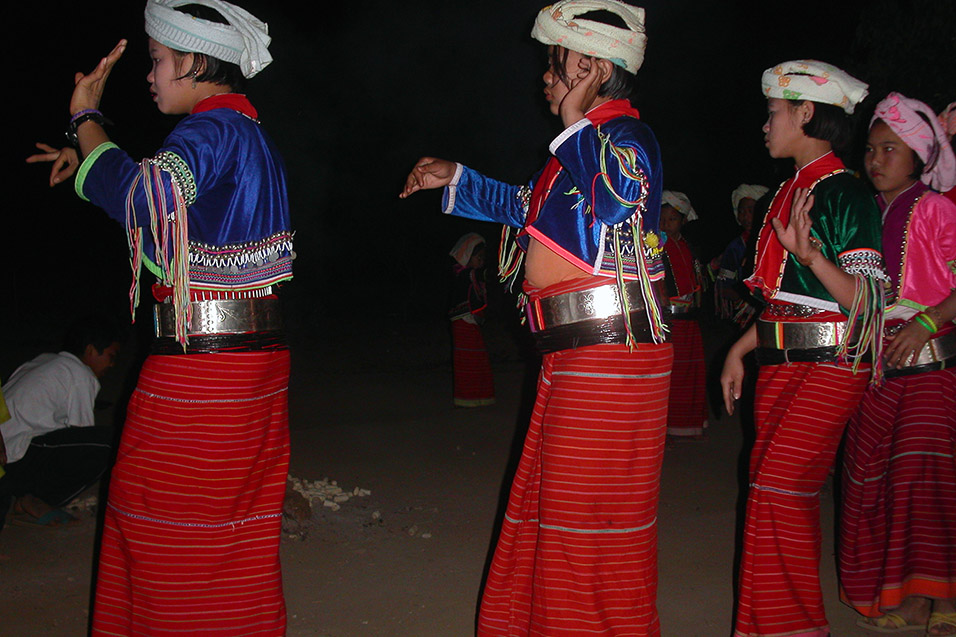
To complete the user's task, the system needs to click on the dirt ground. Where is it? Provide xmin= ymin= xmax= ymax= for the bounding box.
xmin=0 ymin=313 xmax=876 ymax=636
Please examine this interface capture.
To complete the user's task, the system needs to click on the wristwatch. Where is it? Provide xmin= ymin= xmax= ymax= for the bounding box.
xmin=65 ymin=111 xmax=109 ymax=148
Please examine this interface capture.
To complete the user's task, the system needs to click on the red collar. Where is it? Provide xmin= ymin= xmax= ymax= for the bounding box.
xmin=586 ymin=99 xmax=640 ymax=125
xmin=191 ymin=93 xmax=258 ymax=119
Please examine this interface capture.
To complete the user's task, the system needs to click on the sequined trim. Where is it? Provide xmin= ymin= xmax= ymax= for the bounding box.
xmin=516 ymin=185 xmax=532 ymax=214
xmin=150 ymin=151 xmax=197 ymax=206
xmin=109 ymin=502 xmax=281 ymax=528
xmin=839 ymin=247 xmax=888 ymax=281
xmin=764 ymin=303 xmax=827 ymax=318
xmin=189 ymin=231 xmax=294 ymax=271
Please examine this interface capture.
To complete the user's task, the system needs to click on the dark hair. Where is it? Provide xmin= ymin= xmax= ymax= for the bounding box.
xmin=171 ymin=4 xmax=247 ymax=92
xmin=62 ymin=314 xmax=123 ymax=358
xmin=790 ymin=101 xmax=853 ymax=154
xmin=548 ymin=10 xmax=637 ymax=102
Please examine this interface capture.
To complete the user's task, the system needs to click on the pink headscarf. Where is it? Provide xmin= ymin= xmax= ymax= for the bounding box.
xmin=871 ymin=92 xmax=956 ymax=192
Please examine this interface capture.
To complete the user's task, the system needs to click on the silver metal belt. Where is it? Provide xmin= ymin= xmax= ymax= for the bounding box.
xmin=154 ymin=297 xmax=283 ymax=338
xmin=756 ymin=319 xmax=852 ymax=350
xmin=527 ymin=281 xmax=648 ymax=332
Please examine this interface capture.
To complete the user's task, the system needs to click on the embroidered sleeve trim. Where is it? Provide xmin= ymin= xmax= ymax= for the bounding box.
xmin=838 ymin=247 xmax=889 ymax=281
xmin=150 ymin=151 xmax=197 ymax=206
xmin=74 ymin=142 xmax=119 ymax=202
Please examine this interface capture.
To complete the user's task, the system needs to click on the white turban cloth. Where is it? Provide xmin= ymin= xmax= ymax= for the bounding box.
xmin=662 ymin=190 xmax=697 ymax=221
xmin=762 ymin=60 xmax=868 ymax=114
xmin=145 ymin=0 xmax=272 ymax=78
xmin=731 ymin=184 xmax=769 ymax=220
xmin=531 ymin=0 xmax=647 ymax=74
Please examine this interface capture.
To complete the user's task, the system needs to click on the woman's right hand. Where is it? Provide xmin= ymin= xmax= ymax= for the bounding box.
xmin=25 ymin=143 xmax=80 ymax=186
xmin=399 ymin=157 xmax=457 ymax=198
xmin=720 ymin=350 xmax=746 ymax=416
xmin=70 ymin=39 xmax=127 ymax=115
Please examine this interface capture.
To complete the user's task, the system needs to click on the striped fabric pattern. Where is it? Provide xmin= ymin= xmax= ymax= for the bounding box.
xmin=665 ymin=319 xmax=707 ymax=437
xmin=839 ymin=367 xmax=956 ymax=617
xmin=92 ymin=351 xmax=290 ymax=636
xmin=452 ymin=319 xmax=496 ymax=407
xmin=735 ymin=362 xmax=869 ymax=637
xmin=477 ymin=342 xmax=673 ymax=636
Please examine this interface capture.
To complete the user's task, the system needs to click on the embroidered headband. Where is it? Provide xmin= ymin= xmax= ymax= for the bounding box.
xmin=144 ymin=0 xmax=272 ymax=78
xmin=731 ymin=184 xmax=769 ymax=221
xmin=662 ymin=190 xmax=697 ymax=221
xmin=762 ymin=60 xmax=868 ymax=114
xmin=531 ymin=0 xmax=648 ymax=74
xmin=871 ymin=92 xmax=956 ymax=193
xmin=450 ymin=233 xmax=486 ymax=267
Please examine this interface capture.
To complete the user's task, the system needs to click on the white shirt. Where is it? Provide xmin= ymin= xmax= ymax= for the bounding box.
xmin=1 ymin=352 xmax=100 ymax=464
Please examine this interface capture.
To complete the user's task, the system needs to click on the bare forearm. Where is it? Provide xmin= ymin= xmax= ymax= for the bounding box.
xmin=803 ymin=255 xmax=858 ymax=309
xmin=77 ymin=120 xmax=110 ymax=159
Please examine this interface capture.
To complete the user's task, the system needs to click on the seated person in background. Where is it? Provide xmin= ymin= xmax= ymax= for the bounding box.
xmin=0 ymin=315 xmax=122 ymax=527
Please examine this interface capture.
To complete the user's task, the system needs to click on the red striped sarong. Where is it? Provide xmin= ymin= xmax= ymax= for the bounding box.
xmin=92 ymin=351 xmax=290 ymax=636
xmin=735 ymin=361 xmax=869 ymax=637
xmin=452 ymin=319 xmax=496 ymax=407
xmin=839 ymin=367 xmax=956 ymax=617
xmin=666 ymin=319 xmax=707 ymax=437
xmin=477 ymin=341 xmax=673 ymax=636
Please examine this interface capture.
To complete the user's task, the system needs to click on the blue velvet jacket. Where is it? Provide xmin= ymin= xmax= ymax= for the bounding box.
xmin=441 ymin=104 xmax=664 ymax=283
xmin=75 ymin=98 xmax=293 ymax=293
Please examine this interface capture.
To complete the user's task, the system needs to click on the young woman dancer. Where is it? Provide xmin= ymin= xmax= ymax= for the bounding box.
xmin=720 ymin=60 xmax=887 ymax=637
xmin=839 ymin=92 xmax=956 ymax=636
xmin=31 ymin=1 xmax=293 ymax=633
xmin=402 ymin=2 xmax=672 ymax=633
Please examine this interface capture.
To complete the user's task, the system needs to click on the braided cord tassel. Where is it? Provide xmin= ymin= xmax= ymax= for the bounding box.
xmin=838 ymin=274 xmax=886 ymax=384
xmin=124 ymin=173 xmax=145 ymax=322
xmin=593 ymin=130 xmax=665 ymax=346
xmin=130 ymin=159 xmax=194 ymax=348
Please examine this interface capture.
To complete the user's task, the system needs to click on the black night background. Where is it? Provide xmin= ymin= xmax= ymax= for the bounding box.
xmin=6 ymin=0 xmax=955 ymax=361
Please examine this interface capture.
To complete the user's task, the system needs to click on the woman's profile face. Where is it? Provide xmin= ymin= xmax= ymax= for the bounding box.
xmin=762 ymin=98 xmax=805 ymax=159
xmin=542 ymin=46 xmax=591 ymax=117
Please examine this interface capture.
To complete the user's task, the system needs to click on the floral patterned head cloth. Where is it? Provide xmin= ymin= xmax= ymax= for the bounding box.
xmin=761 ymin=60 xmax=868 ymax=114
xmin=532 ymin=0 xmax=647 ymax=74
xmin=872 ymin=92 xmax=956 ymax=193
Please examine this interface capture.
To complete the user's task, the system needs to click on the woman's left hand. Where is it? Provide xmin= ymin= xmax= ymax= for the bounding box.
xmin=559 ymin=57 xmax=605 ymax=128
xmin=772 ymin=187 xmax=819 ymax=265
xmin=70 ymin=39 xmax=127 ymax=115
xmin=25 ymin=143 xmax=80 ymax=186
xmin=884 ymin=320 xmax=932 ymax=369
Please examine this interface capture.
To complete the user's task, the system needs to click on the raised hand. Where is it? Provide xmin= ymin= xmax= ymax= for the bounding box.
xmin=559 ymin=57 xmax=608 ymax=128
xmin=772 ymin=187 xmax=819 ymax=266
xmin=399 ymin=157 xmax=457 ymax=198
xmin=70 ymin=39 xmax=128 ymax=115
xmin=25 ymin=143 xmax=80 ymax=187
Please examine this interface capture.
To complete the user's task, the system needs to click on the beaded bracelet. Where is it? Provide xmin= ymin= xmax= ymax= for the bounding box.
xmin=70 ymin=108 xmax=102 ymax=124
xmin=914 ymin=312 xmax=938 ymax=334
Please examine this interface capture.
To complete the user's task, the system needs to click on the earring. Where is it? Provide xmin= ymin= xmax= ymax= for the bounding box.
xmin=191 ymin=70 xmax=199 ymax=89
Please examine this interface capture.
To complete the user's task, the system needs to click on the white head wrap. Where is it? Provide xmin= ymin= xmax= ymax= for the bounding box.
xmin=450 ymin=233 xmax=486 ymax=268
xmin=661 ymin=190 xmax=697 ymax=221
xmin=145 ymin=0 xmax=272 ymax=79
xmin=762 ymin=60 xmax=868 ymax=114
xmin=531 ymin=0 xmax=647 ymax=74
xmin=731 ymin=184 xmax=769 ymax=221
